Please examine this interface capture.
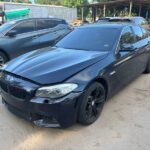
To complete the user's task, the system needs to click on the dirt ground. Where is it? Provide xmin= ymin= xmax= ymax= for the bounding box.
xmin=0 ymin=74 xmax=150 ymax=150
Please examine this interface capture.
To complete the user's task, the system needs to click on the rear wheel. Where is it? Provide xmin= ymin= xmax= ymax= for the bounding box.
xmin=0 ymin=51 xmax=8 ymax=67
xmin=78 ymin=82 xmax=106 ymax=125
xmin=145 ymin=58 xmax=150 ymax=73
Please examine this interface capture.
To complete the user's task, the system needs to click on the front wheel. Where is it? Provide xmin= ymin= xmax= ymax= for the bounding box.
xmin=78 ymin=82 xmax=106 ymax=125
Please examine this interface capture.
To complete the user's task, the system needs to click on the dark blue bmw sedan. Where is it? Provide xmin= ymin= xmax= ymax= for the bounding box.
xmin=0 ymin=23 xmax=150 ymax=128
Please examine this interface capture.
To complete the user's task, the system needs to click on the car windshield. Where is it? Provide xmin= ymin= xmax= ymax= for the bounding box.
xmin=0 ymin=21 xmax=15 ymax=33
xmin=56 ymin=27 xmax=119 ymax=51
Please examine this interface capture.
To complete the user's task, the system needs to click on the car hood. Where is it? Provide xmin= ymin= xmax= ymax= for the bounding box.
xmin=4 ymin=47 xmax=108 ymax=85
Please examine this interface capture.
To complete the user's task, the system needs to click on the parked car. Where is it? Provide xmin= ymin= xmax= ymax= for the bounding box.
xmin=97 ymin=16 xmax=150 ymax=30
xmin=70 ymin=19 xmax=89 ymax=27
xmin=1 ymin=23 xmax=150 ymax=128
xmin=96 ymin=17 xmax=111 ymax=22
xmin=0 ymin=18 xmax=72 ymax=66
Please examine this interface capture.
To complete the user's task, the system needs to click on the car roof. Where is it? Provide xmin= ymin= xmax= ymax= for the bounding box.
xmin=79 ymin=23 xmax=136 ymax=29
xmin=105 ymin=16 xmax=144 ymax=20
xmin=8 ymin=17 xmax=66 ymax=24
xmin=125 ymin=16 xmax=144 ymax=19
xmin=100 ymin=16 xmax=145 ymax=19
xmin=99 ymin=17 xmax=111 ymax=20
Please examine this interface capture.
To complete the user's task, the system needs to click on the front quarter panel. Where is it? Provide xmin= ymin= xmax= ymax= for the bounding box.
xmin=66 ymin=54 xmax=114 ymax=97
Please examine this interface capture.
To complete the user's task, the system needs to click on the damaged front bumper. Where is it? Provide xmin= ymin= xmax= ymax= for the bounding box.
xmin=2 ymin=91 xmax=83 ymax=128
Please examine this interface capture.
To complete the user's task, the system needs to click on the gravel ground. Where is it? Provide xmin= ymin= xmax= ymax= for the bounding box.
xmin=0 ymin=74 xmax=150 ymax=150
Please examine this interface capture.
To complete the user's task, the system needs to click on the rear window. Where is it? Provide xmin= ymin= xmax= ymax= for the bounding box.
xmin=56 ymin=27 xmax=119 ymax=51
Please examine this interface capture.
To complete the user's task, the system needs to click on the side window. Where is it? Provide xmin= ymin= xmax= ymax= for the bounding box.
xmin=53 ymin=19 xmax=67 ymax=25
xmin=141 ymin=27 xmax=149 ymax=39
xmin=36 ymin=20 xmax=50 ymax=30
xmin=120 ymin=27 xmax=135 ymax=46
xmin=132 ymin=26 xmax=143 ymax=41
xmin=11 ymin=21 xmax=35 ymax=34
xmin=36 ymin=19 xmax=59 ymax=30
xmin=61 ymin=20 xmax=67 ymax=25
xmin=48 ymin=20 xmax=59 ymax=28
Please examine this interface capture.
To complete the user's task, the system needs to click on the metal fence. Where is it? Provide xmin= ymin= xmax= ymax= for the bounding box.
xmin=2 ymin=2 xmax=77 ymax=22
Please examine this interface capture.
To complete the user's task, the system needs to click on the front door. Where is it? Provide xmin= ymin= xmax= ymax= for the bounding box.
xmin=4 ymin=20 xmax=40 ymax=58
xmin=109 ymin=26 xmax=142 ymax=93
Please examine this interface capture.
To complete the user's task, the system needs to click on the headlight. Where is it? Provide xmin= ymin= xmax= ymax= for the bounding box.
xmin=35 ymin=83 xmax=78 ymax=99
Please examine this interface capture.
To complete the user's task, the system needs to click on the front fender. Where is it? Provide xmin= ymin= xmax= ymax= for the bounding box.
xmin=66 ymin=54 xmax=113 ymax=96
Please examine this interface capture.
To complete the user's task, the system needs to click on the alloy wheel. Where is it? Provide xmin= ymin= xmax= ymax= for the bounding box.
xmin=85 ymin=87 xmax=105 ymax=121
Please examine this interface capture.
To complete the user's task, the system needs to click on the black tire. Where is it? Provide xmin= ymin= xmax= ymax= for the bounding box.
xmin=145 ymin=58 xmax=150 ymax=73
xmin=78 ymin=82 xmax=106 ymax=125
xmin=0 ymin=51 xmax=8 ymax=67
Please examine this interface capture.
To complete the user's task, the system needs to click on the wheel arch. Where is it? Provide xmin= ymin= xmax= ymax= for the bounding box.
xmin=0 ymin=48 xmax=10 ymax=61
xmin=94 ymin=77 xmax=109 ymax=99
xmin=83 ymin=76 xmax=109 ymax=99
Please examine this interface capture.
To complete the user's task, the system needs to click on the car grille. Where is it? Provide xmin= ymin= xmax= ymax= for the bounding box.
xmin=0 ymin=80 xmax=8 ymax=92
xmin=0 ymin=72 xmax=38 ymax=101
xmin=9 ymin=85 xmax=27 ymax=99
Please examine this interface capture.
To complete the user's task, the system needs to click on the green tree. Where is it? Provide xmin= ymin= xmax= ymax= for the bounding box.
xmin=35 ymin=0 xmax=90 ymax=19
xmin=36 ymin=0 xmax=62 ymax=5
xmin=35 ymin=0 xmax=89 ymax=7
xmin=93 ymin=0 xmax=112 ymax=2
xmin=63 ymin=0 xmax=84 ymax=7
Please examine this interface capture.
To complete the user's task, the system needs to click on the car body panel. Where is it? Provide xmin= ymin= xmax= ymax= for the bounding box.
xmin=0 ymin=31 xmax=40 ymax=58
xmin=37 ymin=25 xmax=71 ymax=48
xmin=4 ymin=47 xmax=108 ymax=84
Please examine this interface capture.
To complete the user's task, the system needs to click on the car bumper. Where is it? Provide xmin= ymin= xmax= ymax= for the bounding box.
xmin=1 ymin=90 xmax=83 ymax=128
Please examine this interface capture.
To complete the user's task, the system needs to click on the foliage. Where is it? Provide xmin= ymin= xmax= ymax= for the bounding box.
xmin=35 ymin=0 xmax=89 ymax=7
xmin=35 ymin=0 xmax=63 ymax=5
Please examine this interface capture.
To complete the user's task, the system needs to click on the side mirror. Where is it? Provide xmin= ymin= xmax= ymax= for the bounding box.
xmin=6 ymin=30 xmax=17 ymax=37
xmin=120 ymin=43 xmax=135 ymax=51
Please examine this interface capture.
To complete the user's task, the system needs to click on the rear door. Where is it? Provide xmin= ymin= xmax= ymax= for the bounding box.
xmin=131 ymin=26 xmax=150 ymax=74
xmin=36 ymin=19 xmax=70 ymax=48
xmin=4 ymin=20 xmax=40 ymax=58
xmin=52 ymin=20 xmax=71 ymax=42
